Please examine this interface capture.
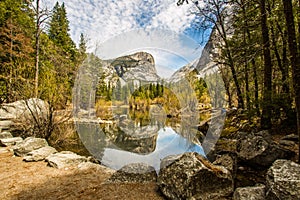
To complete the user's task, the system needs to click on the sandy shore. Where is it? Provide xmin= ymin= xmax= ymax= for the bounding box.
xmin=0 ymin=147 xmax=164 ymax=200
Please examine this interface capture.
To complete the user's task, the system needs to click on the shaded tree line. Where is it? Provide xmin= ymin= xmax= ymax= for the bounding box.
xmin=178 ymin=0 xmax=300 ymax=161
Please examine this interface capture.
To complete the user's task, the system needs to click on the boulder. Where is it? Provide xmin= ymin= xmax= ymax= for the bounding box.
xmin=237 ymin=131 xmax=294 ymax=168
xmin=233 ymin=184 xmax=266 ymax=200
xmin=0 ymin=137 xmax=23 ymax=147
xmin=46 ymin=151 xmax=87 ymax=169
xmin=78 ymin=162 xmax=115 ymax=174
xmin=158 ymin=152 xmax=234 ymax=200
xmin=266 ymin=159 xmax=300 ymax=200
xmin=0 ymin=98 xmax=48 ymax=120
xmin=0 ymin=99 xmax=49 ymax=134
xmin=23 ymin=146 xmax=57 ymax=162
xmin=13 ymin=137 xmax=48 ymax=156
xmin=108 ymin=163 xmax=157 ymax=183
xmin=0 ymin=131 xmax=13 ymax=139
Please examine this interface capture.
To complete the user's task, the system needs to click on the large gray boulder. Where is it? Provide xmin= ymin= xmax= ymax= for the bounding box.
xmin=266 ymin=159 xmax=300 ymax=200
xmin=108 ymin=163 xmax=157 ymax=183
xmin=233 ymin=184 xmax=266 ymax=200
xmin=13 ymin=137 xmax=48 ymax=156
xmin=0 ymin=137 xmax=23 ymax=147
xmin=158 ymin=152 xmax=234 ymax=200
xmin=46 ymin=151 xmax=87 ymax=169
xmin=23 ymin=146 xmax=57 ymax=162
xmin=0 ymin=99 xmax=49 ymax=135
xmin=237 ymin=131 xmax=294 ymax=168
xmin=0 ymin=98 xmax=48 ymax=120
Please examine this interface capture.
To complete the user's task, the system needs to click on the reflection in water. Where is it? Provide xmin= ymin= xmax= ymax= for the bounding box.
xmin=102 ymin=127 xmax=205 ymax=172
xmin=76 ymin=108 xmax=209 ymax=172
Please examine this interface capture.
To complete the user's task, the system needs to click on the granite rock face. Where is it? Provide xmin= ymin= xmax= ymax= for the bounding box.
xmin=158 ymin=152 xmax=234 ymax=200
xmin=266 ymin=159 xmax=300 ymax=200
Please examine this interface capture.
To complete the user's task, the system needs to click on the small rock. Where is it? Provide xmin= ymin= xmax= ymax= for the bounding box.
xmin=78 ymin=162 xmax=115 ymax=174
xmin=23 ymin=146 xmax=57 ymax=162
xmin=0 ymin=131 xmax=13 ymax=139
xmin=266 ymin=159 xmax=300 ymax=200
xmin=213 ymin=153 xmax=237 ymax=178
xmin=0 ymin=137 xmax=23 ymax=147
xmin=13 ymin=137 xmax=48 ymax=156
xmin=233 ymin=184 xmax=266 ymax=200
xmin=108 ymin=163 xmax=157 ymax=183
xmin=46 ymin=151 xmax=87 ymax=169
xmin=158 ymin=152 xmax=233 ymax=200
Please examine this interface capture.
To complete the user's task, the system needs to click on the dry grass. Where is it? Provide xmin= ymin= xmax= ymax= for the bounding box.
xmin=95 ymin=99 xmax=113 ymax=120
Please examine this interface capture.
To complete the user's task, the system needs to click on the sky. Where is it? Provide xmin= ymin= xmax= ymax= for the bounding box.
xmin=40 ymin=0 xmax=210 ymax=78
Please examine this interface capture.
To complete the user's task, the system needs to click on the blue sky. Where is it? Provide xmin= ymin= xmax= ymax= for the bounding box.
xmin=41 ymin=0 xmax=210 ymax=78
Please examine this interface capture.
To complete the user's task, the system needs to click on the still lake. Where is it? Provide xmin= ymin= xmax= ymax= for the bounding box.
xmin=75 ymin=107 xmax=210 ymax=172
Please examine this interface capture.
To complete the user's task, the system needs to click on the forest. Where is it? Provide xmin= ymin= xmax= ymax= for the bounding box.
xmin=178 ymin=0 xmax=300 ymax=139
xmin=0 ymin=0 xmax=86 ymax=108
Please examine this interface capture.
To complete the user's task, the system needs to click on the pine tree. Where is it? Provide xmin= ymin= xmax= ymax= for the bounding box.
xmin=48 ymin=2 xmax=76 ymax=59
xmin=79 ymin=33 xmax=87 ymax=54
xmin=0 ymin=0 xmax=34 ymax=102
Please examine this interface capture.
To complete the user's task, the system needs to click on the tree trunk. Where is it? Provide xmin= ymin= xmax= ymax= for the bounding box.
xmin=220 ymin=67 xmax=232 ymax=108
xmin=298 ymin=0 xmax=300 ymax=53
xmin=34 ymin=0 xmax=40 ymax=98
xmin=241 ymin=1 xmax=251 ymax=113
xmin=260 ymin=0 xmax=273 ymax=130
xmin=220 ymin=28 xmax=244 ymax=109
xmin=245 ymin=18 xmax=260 ymax=116
xmin=282 ymin=0 xmax=300 ymax=163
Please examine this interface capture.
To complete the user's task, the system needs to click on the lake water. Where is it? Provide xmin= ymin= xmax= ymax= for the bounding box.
xmin=75 ymin=108 xmax=208 ymax=172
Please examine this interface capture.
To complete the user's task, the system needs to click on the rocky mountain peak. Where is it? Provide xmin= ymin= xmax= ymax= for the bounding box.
xmin=129 ymin=52 xmax=155 ymax=66
xmin=109 ymin=52 xmax=159 ymax=82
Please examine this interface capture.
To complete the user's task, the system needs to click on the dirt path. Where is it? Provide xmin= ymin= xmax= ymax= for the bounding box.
xmin=0 ymin=148 xmax=165 ymax=200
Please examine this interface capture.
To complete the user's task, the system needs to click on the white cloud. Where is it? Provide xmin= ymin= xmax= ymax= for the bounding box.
xmin=39 ymin=0 xmax=202 ymax=69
